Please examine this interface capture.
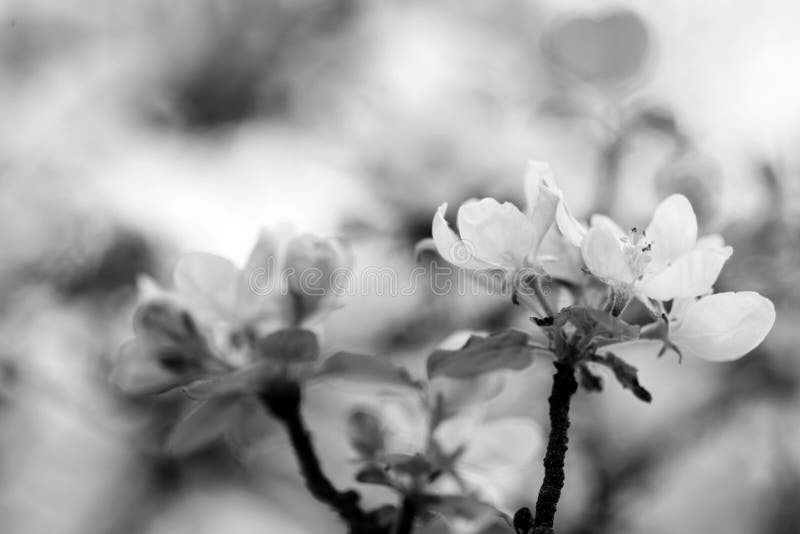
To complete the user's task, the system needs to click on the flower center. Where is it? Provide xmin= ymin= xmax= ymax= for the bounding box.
xmin=620 ymin=227 xmax=653 ymax=281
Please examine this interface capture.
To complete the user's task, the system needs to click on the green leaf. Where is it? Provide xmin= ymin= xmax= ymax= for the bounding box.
xmin=427 ymin=330 xmax=534 ymax=379
xmin=315 ymin=352 xmax=421 ymax=390
xmin=256 ymin=328 xmax=320 ymax=362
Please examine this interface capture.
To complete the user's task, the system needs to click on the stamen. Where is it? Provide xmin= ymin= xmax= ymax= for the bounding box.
xmin=620 ymin=226 xmax=654 ymax=281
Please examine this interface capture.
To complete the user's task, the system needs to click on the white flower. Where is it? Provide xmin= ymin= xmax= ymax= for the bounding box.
xmin=430 ymin=165 xmax=559 ymax=275
xmin=174 ymin=227 xmax=352 ymax=340
xmin=667 ymin=291 xmax=776 ymax=362
xmin=523 ymin=161 xmax=586 ymax=248
xmin=581 ymin=194 xmax=733 ymax=301
xmin=112 ymin=228 xmax=351 ymax=454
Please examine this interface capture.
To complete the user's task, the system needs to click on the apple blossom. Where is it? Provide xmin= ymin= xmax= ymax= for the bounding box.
xmin=665 ymin=291 xmax=776 ymax=362
xmin=427 ymin=165 xmax=559 ymax=277
xmin=580 ymin=194 xmax=732 ymax=305
xmin=523 ymin=161 xmax=587 ymax=248
xmin=111 ymin=297 xmax=232 ymax=396
xmin=173 ymin=227 xmax=352 ymax=343
xmin=111 ymin=229 xmax=351 ymax=453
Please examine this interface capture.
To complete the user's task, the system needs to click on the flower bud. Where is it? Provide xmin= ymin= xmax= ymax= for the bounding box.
xmin=347 ymin=409 xmax=385 ymax=460
xmin=284 ymin=234 xmax=351 ymax=323
xmin=134 ymin=299 xmax=199 ymax=346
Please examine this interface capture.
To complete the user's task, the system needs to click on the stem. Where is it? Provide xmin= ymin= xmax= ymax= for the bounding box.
xmin=260 ymin=380 xmax=366 ymax=530
xmin=532 ymin=362 xmax=578 ymax=532
xmin=392 ymin=496 xmax=417 ymax=534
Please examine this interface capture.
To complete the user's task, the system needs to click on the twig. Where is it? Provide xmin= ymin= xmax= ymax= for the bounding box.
xmin=532 ymin=362 xmax=578 ymax=532
xmin=260 ymin=380 xmax=367 ymax=530
xmin=392 ymin=496 xmax=417 ymax=534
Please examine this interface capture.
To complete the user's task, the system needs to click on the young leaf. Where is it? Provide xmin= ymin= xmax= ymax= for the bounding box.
xmin=354 ymin=464 xmax=397 ymax=489
xmin=561 ymin=306 xmax=640 ymax=341
xmin=598 ymin=352 xmax=652 ymax=403
xmin=427 ymin=330 xmax=534 ymax=379
xmin=165 ymin=396 xmax=243 ymax=454
xmin=315 ymin=352 xmax=421 ymax=390
xmin=386 ymin=453 xmax=435 ymax=479
xmin=111 ymin=340 xmax=187 ymax=395
xmin=256 ymin=328 xmax=320 ymax=362
xmin=182 ymin=362 xmax=273 ymax=399
xmin=578 ymin=364 xmax=604 ymax=393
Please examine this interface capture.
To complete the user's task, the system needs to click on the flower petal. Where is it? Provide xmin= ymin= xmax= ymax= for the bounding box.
xmin=638 ymin=246 xmax=732 ymax=301
xmin=670 ymin=291 xmax=775 ymax=362
xmin=452 ymin=418 xmax=543 ymax=506
xmin=285 ymin=234 xmax=353 ymax=323
xmin=459 ymin=417 xmax=543 ymax=472
xmin=110 ymin=339 xmax=186 ymax=395
xmin=524 ymin=161 xmax=587 ymax=247
xmin=589 ymin=214 xmax=627 ymax=240
xmin=530 ymin=191 xmax=558 ymax=254
xmin=695 ymin=234 xmax=726 ymax=250
xmin=432 ymin=203 xmax=497 ymax=270
xmin=173 ymin=252 xmax=240 ymax=324
xmin=429 ymin=373 xmax=506 ymax=420
xmin=523 ymin=162 xmax=558 ymax=247
xmin=457 ymin=198 xmax=535 ymax=269
xmin=645 ymin=194 xmax=698 ymax=268
xmin=237 ymin=228 xmax=285 ymax=318
xmin=581 ymin=225 xmax=634 ymax=284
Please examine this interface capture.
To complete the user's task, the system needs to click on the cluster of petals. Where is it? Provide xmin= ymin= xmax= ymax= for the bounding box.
xmin=111 ymin=228 xmax=351 ymax=452
xmin=427 ymin=161 xmax=775 ymax=363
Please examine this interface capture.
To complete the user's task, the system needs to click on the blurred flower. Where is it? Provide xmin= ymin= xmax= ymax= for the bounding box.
xmin=665 ymin=291 xmax=776 ymax=362
xmin=111 ymin=298 xmax=231 ymax=396
xmin=581 ymin=194 xmax=732 ymax=302
xmin=173 ymin=227 xmax=352 ymax=344
xmin=344 ymin=332 xmax=541 ymax=533
xmin=543 ymin=8 xmax=650 ymax=87
xmin=654 ymin=149 xmax=722 ymax=229
xmin=350 ymin=380 xmax=540 ymax=532
xmin=111 ymin=228 xmax=351 ymax=453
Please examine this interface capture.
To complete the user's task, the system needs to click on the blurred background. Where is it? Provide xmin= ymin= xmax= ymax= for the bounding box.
xmin=1 ymin=0 xmax=800 ymax=533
